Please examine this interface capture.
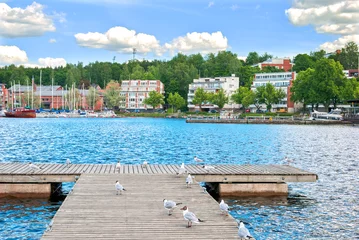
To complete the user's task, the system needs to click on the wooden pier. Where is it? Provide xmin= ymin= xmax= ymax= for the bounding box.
xmin=0 ymin=163 xmax=317 ymax=239
xmin=42 ymin=174 xmax=239 ymax=239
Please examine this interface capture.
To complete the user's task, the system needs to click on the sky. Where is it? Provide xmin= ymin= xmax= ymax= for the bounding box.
xmin=0 ymin=0 xmax=358 ymax=67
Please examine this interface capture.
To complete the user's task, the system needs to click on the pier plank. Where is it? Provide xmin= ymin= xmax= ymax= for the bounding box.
xmin=42 ymin=174 xmax=239 ymax=240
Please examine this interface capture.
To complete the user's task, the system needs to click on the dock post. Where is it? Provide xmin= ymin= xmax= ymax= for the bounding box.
xmin=219 ymin=183 xmax=288 ymax=197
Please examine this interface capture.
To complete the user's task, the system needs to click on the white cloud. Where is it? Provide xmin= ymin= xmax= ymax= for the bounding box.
xmin=0 ymin=2 xmax=56 ymax=38
xmin=285 ymin=0 xmax=359 ymax=52
xmin=320 ymin=34 xmax=359 ymax=52
xmin=0 ymin=46 xmax=28 ymax=64
xmin=49 ymin=38 xmax=57 ymax=43
xmin=208 ymin=1 xmax=214 ymax=8
xmin=231 ymin=4 xmax=239 ymax=11
xmin=38 ymin=57 xmax=67 ymax=68
xmin=165 ymin=31 xmax=228 ymax=55
xmin=75 ymin=26 xmax=163 ymax=55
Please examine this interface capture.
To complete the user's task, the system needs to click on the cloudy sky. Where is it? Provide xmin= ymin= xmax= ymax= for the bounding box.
xmin=0 ymin=0 xmax=358 ymax=67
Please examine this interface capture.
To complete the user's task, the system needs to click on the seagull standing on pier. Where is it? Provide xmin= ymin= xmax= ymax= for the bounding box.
xmin=202 ymin=165 xmax=215 ymax=172
xmin=186 ymin=173 xmax=193 ymax=188
xmin=219 ymin=199 xmax=229 ymax=215
xmin=238 ymin=221 xmax=253 ymax=239
xmin=142 ymin=160 xmax=148 ymax=168
xmin=115 ymin=180 xmax=126 ymax=195
xmin=65 ymin=158 xmax=71 ymax=168
xmin=177 ymin=163 xmax=186 ymax=175
xmin=115 ymin=160 xmax=121 ymax=173
xmin=194 ymin=156 xmax=204 ymax=163
xmin=28 ymin=162 xmax=41 ymax=173
xmin=163 ymin=199 xmax=182 ymax=215
xmin=180 ymin=206 xmax=204 ymax=228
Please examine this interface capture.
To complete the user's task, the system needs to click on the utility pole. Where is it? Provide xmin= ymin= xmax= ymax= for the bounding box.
xmin=133 ymin=48 xmax=137 ymax=61
xmin=113 ymin=56 xmax=116 ymax=63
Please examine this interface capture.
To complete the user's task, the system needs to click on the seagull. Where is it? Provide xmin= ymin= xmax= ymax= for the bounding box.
xmin=65 ymin=158 xmax=71 ymax=168
xmin=177 ymin=163 xmax=186 ymax=175
xmin=194 ymin=156 xmax=204 ymax=163
xmin=163 ymin=199 xmax=182 ymax=215
xmin=180 ymin=206 xmax=204 ymax=228
xmin=28 ymin=162 xmax=41 ymax=173
xmin=219 ymin=199 xmax=229 ymax=215
xmin=115 ymin=180 xmax=126 ymax=195
xmin=142 ymin=160 xmax=148 ymax=168
xmin=186 ymin=174 xmax=193 ymax=188
xmin=238 ymin=221 xmax=253 ymax=239
xmin=202 ymin=186 xmax=207 ymax=193
xmin=202 ymin=165 xmax=215 ymax=172
xmin=45 ymin=219 xmax=54 ymax=232
xmin=115 ymin=160 xmax=121 ymax=173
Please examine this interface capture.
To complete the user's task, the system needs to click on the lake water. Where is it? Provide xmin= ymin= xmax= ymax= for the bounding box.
xmin=0 ymin=118 xmax=358 ymax=239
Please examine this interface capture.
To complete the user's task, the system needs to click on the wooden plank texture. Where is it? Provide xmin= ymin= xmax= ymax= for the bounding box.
xmin=42 ymin=174 xmax=239 ymax=240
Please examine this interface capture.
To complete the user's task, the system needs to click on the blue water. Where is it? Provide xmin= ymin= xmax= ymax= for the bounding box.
xmin=0 ymin=118 xmax=358 ymax=239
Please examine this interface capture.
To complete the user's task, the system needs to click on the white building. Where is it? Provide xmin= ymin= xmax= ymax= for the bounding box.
xmin=120 ymin=80 xmax=164 ymax=110
xmin=250 ymin=72 xmax=296 ymax=113
xmin=187 ymin=74 xmax=240 ymax=111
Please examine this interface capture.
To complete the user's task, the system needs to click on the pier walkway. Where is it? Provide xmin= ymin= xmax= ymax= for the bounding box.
xmin=0 ymin=163 xmax=317 ymax=183
xmin=42 ymin=174 xmax=239 ymax=239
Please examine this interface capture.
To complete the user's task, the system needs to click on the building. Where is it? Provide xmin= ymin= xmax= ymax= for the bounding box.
xmin=6 ymin=84 xmax=104 ymax=110
xmin=120 ymin=80 xmax=164 ymax=110
xmin=250 ymin=72 xmax=297 ymax=113
xmin=187 ymin=74 xmax=240 ymax=111
xmin=0 ymin=83 xmax=8 ymax=110
xmin=343 ymin=69 xmax=359 ymax=79
xmin=253 ymin=58 xmax=294 ymax=72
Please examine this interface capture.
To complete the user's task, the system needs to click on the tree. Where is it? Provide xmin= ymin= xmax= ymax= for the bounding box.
xmin=255 ymin=83 xmax=286 ymax=111
xmin=231 ymin=87 xmax=255 ymax=110
xmin=338 ymin=41 xmax=359 ymax=70
xmin=104 ymin=81 xmax=121 ymax=109
xmin=86 ymin=86 xmax=100 ymax=110
xmin=312 ymin=58 xmax=345 ymax=110
xmin=290 ymin=68 xmax=317 ymax=111
xmin=167 ymin=92 xmax=185 ymax=112
xmin=292 ymin=54 xmax=314 ymax=72
xmin=310 ymin=50 xmax=326 ymax=61
xmin=143 ymin=90 xmax=165 ymax=110
xmin=210 ymin=88 xmax=228 ymax=110
xmin=245 ymin=52 xmax=259 ymax=65
xmin=192 ymin=88 xmax=208 ymax=111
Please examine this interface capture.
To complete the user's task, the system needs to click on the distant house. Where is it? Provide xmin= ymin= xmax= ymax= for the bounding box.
xmin=187 ymin=74 xmax=240 ymax=111
xmin=0 ymin=83 xmax=7 ymax=110
xmin=252 ymin=58 xmax=293 ymax=72
xmin=120 ymin=80 xmax=165 ymax=110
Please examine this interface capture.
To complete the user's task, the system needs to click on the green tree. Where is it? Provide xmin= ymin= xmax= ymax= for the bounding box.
xmin=231 ymin=87 xmax=255 ymax=110
xmin=210 ymin=88 xmax=228 ymax=110
xmin=104 ymin=80 xmax=121 ymax=110
xmin=86 ymin=86 xmax=100 ymax=110
xmin=292 ymin=54 xmax=315 ymax=72
xmin=143 ymin=90 xmax=165 ymax=110
xmin=245 ymin=52 xmax=259 ymax=65
xmin=255 ymin=83 xmax=286 ymax=111
xmin=192 ymin=87 xmax=208 ymax=111
xmin=167 ymin=92 xmax=185 ymax=112
xmin=290 ymin=68 xmax=317 ymax=111
xmin=310 ymin=50 xmax=326 ymax=61
xmin=10 ymin=66 xmax=29 ymax=85
xmin=338 ymin=41 xmax=359 ymax=70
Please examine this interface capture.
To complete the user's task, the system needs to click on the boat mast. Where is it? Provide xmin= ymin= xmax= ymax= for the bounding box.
xmin=31 ymin=75 xmax=34 ymax=109
xmin=52 ymin=77 xmax=54 ymax=110
xmin=27 ymin=79 xmax=29 ymax=107
xmin=40 ymin=70 xmax=42 ymax=109
xmin=18 ymin=81 xmax=21 ymax=108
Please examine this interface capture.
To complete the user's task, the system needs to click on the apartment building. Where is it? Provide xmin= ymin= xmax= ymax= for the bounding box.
xmin=120 ymin=80 xmax=164 ymax=110
xmin=187 ymin=74 xmax=240 ymax=111
xmin=253 ymin=58 xmax=294 ymax=72
xmin=250 ymin=72 xmax=296 ymax=113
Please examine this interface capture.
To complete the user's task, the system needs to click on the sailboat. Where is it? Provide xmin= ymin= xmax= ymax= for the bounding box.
xmin=5 ymin=82 xmax=36 ymax=118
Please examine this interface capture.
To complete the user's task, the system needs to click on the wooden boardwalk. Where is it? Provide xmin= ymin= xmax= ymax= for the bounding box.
xmin=42 ymin=174 xmax=239 ymax=239
xmin=0 ymin=163 xmax=317 ymax=183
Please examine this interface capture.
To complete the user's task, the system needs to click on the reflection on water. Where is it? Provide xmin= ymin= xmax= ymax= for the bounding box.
xmin=0 ymin=118 xmax=358 ymax=239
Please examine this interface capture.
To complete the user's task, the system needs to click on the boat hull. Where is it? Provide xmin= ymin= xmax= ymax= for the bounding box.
xmin=5 ymin=110 xmax=36 ymax=118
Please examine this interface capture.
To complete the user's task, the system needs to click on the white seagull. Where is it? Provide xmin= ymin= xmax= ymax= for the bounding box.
xmin=219 ymin=199 xmax=229 ymax=215
xmin=163 ymin=199 xmax=182 ymax=215
xmin=142 ymin=160 xmax=148 ymax=168
xmin=177 ymin=163 xmax=186 ymax=175
xmin=202 ymin=165 xmax=215 ymax=172
xmin=238 ymin=221 xmax=253 ymax=239
xmin=186 ymin=173 xmax=193 ymax=188
xmin=180 ymin=206 xmax=204 ymax=228
xmin=115 ymin=160 xmax=121 ymax=172
xmin=28 ymin=162 xmax=41 ymax=173
xmin=115 ymin=180 xmax=126 ymax=195
xmin=194 ymin=156 xmax=204 ymax=163
xmin=65 ymin=158 xmax=71 ymax=168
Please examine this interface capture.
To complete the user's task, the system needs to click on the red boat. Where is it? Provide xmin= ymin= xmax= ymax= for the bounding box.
xmin=5 ymin=108 xmax=36 ymax=118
